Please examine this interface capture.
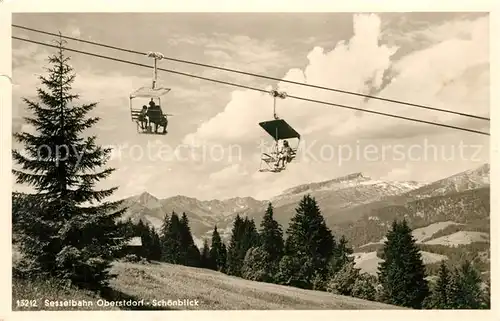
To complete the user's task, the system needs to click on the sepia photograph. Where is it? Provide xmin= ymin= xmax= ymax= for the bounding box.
xmin=7 ymin=7 xmax=494 ymax=315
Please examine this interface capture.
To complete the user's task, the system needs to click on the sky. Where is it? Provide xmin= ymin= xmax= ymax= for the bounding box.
xmin=11 ymin=12 xmax=490 ymax=201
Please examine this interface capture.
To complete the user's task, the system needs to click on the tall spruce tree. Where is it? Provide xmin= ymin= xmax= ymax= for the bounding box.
xmin=424 ymin=261 xmax=452 ymax=309
xmin=200 ymin=239 xmax=211 ymax=269
xmin=179 ymin=213 xmax=201 ymax=267
xmin=253 ymin=202 xmax=284 ymax=279
xmin=241 ymin=217 xmax=259 ymax=251
xmin=377 ymin=219 xmax=429 ymax=309
xmin=136 ymin=220 xmax=152 ymax=259
xmin=281 ymin=195 xmax=334 ymax=289
xmin=159 ymin=212 xmax=170 ymax=262
xmin=448 ymin=260 xmax=483 ymax=309
xmin=162 ymin=212 xmax=182 ymax=263
xmin=115 ymin=217 xmax=135 ymax=240
xmin=209 ymin=226 xmax=226 ymax=271
xmin=220 ymin=242 xmax=227 ymax=271
xmin=226 ymin=215 xmax=244 ymax=275
xmin=259 ymin=203 xmax=284 ymax=263
xmin=329 ymin=235 xmax=352 ymax=275
xmin=11 ymin=37 xmax=128 ymax=291
xmin=149 ymin=225 xmax=162 ymax=261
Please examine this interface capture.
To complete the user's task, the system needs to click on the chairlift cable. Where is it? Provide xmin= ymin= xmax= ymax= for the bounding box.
xmin=12 ymin=36 xmax=490 ymax=137
xmin=12 ymin=24 xmax=490 ymax=122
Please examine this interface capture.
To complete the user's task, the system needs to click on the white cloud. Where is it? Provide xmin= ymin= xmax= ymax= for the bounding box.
xmin=181 ymin=13 xmax=489 ymax=199
xmin=185 ymin=14 xmax=488 ymax=144
xmin=330 ymin=17 xmax=489 ymax=139
xmin=11 ymin=14 xmax=489 ymax=201
xmin=183 ymin=14 xmax=398 ymax=146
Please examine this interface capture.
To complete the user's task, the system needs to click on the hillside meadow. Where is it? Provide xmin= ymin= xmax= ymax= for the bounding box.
xmin=12 ymin=257 xmax=402 ymax=311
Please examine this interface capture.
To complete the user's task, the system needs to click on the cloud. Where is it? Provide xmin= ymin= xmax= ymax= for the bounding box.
xmin=181 ymin=13 xmax=489 ymax=199
xmin=11 ymin=14 xmax=490 ymax=201
xmin=185 ymin=14 xmax=489 ymax=145
xmin=199 ymin=33 xmax=291 ymax=78
xmin=198 ymin=163 xmax=249 ymax=198
xmin=330 ymin=16 xmax=489 ymax=139
xmin=183 ymin=14 xmax=398 ymax=146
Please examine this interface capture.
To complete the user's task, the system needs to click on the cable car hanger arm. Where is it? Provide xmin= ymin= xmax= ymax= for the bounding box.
xmin=270 ymin=89 xmax=287 ymax=120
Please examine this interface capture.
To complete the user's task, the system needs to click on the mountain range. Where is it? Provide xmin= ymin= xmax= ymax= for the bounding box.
xmin=119 ymin=163 xmax=490 ymax=276
xmin=12 ymin=162 xmax=491 ymax=277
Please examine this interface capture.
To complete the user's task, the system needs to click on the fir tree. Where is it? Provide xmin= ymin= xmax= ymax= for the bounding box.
xmin=136 ymin=220 xmax=152 ymax=259
xmin=239 ymin=202 xmax=286 ymax=282
xmin=159 ymin=213 xmax=170 ymax=239
xmin=424 ymin=261 xmax=452 ymax=309
xmin=220 ymin=242 xmax=227 ymax=271
xmin=259 ymin=203 xmax=284 ymax=274
xmin=179 ymin=213 xmax=201 ymax=267
xmin=448 ymin=260 xmax=483 ymax=309
xmin=242 ymin=217 xmax=260 ymax=248
xmin=209 ymin=226 xmax=226 ymax=271
xmin=159 ymin=212 xmax=170 ymax=262
xmin=200 ymin=239 xmax=211 ymax=269
xmin=226 ymin=215 xmax=244 ymax=275
xmin=283 ymin=195 xmax=334 ymax=289
xmin=122 ymin=218 xmax=135 ymax=238
xmin=377 ymin=219 xmax=429 ymax=309
xmin=11 ymin=37 xmax=128 ymax=291
xmin=149 ymin=225 xmax=162 ymax=261
xmin=226 ymin=215 xmax=260 ymax=276
xmin=329 ymin=235 xmax=352 ymax=275
xmin=162 ymin=212 xmax=182 ymax=264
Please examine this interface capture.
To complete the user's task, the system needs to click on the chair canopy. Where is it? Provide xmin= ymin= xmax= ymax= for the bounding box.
xmin=259 ymin=119 xmax=301 ymax=141
xmin=130 ymin=86 xmax=171 ymax=99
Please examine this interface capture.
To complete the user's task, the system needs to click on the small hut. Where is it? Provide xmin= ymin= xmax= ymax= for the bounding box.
xmin=125 ymin=236 xmax=143 ymax=256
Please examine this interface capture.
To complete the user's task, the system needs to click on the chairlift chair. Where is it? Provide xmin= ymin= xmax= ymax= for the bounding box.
xmin=258 ymin=89 xmax=301 ymax=172
xmin=129 ymin=86 xmax=173 ymax=135
xmin=128 ymin=51 xmax=174 ymax=135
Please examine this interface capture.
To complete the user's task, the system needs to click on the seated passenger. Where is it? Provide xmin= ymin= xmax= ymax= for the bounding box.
xmin=138 ymin=105 xmax=149 ymax=130
xmin=158 ymin=115 xmax=168 ymax=134
xmin=147 ymin=99 xmax=164 ymax=133
xmin=276 ymin=140 xmax=293 ymax=169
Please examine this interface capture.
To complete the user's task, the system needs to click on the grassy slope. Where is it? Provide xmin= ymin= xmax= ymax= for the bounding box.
xmin=13 ymin=250 xmax=402 ymax=310
xmin=109 ymin=260 xmax=402 ymax=310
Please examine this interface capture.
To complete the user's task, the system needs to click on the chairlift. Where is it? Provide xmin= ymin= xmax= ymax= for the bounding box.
xmin=129 ymin=51 xmax=174 ymax=135
xmin=258 ymin=90 xmax=301 ymax=172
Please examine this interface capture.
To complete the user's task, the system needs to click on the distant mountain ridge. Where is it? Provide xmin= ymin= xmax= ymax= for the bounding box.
xmin=12 ymin=162 xmax=490 ymax=276
xmin=119 ymin=171 xmax=423 ymax=236
xmin=119 ymin=163 xmax=490 ymax=254
xmin=402 ymin=163 xmax=490 ymax=200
